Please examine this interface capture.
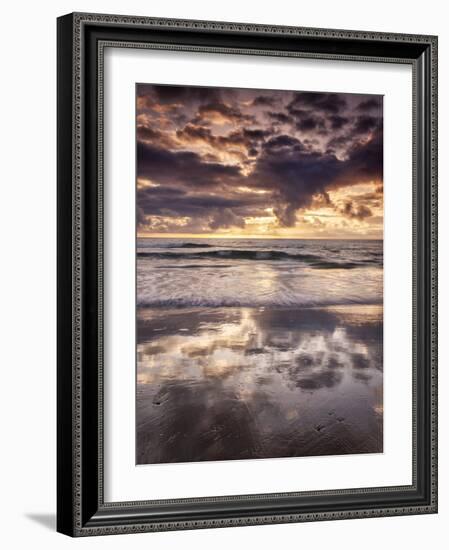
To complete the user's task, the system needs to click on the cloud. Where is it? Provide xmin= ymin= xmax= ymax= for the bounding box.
xmin=136 ymin=84 xmax=383 ymax=234
xmin=295 ymin=115 xmax=326 ymax=132
xmin=328 ymin=115 xmax=350 ymax=130
xmin=263 ymin=134 xmax=304 ymax=151
xmin=174 ymin=124 xmax=270 ymax=159
xmin=138 ymin=84 xmax=221 ymax=106
xmin=209 ymin=208 xmax=246 ymax=230
xmin=353 ymin=115 xmax=380 ymax=135
xmin=193 ymin=102 xmax=255 ymax=126
xmin=251 ymin=95 xmax=276 ymax=107
xmin=137 ymin=141 xmax=242 ymax=188
xmin=248 ymin=129 xmax=382 ymax=226
xmin=357 ymin=97 xmax=381 ymax=112
xmin=288 ymin=91 xmax=347 ymax=115
xmin=267 ymin=112 xmax=292 ymax=125
xmin=340 ymin=201 xmax=373 ymax=220
xmin=137 ymin=125 xmax=178 ymax=150
xmin=249 ymin=146 xmax=340 ymax=226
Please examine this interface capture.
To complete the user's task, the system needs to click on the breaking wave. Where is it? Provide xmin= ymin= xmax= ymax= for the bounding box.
xmin=137 ymin=249 xmax=380 ymax=269
xmin=136 ymin=238 xmax=383 ymax=309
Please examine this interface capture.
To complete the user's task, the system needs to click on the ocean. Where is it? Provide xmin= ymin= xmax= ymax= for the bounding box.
xmin=136 ymin=238 xmax=383 ymax=465
xmin=137 ymin=238 xmax=383 ymax=309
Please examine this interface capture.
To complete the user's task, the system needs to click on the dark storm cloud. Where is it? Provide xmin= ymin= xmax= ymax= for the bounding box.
xmin=357 ymin=97 xmax=381 ymax=112
xmin=176 ymin=123 xmax=227 ymax=149
xmin=343 ymin=130 xmax=383 ymax=182
xmin=295 ymin=116 xmax=326 ymax=133
xmin=137 ymin=178 xmax=268 ymax=222
xmin=174 ymin=124 xmax=271 ymax=161
xmin=288 ymin=92 xmax=347 ymax=115
xmin=251 ymin=95 xmax=277 ymax=107
xmin=137 ymin=141 xmax=242 ymax=188
xmin=137 ymin=206 xmax=146 ymax=225
xmin=243 ymin=128 xmax=272 ymax=141
xmin=341 ymin=201 xmax=373 ymax=220
xmin=137 ymin=126 xmax=160 ymax=141
xmin=263 ymin=135 xmax=304 ymax=151
xmin=176 ymin=124 xmax=271 ymax=148
xmin=137 ymin=125 xmax=179 ymax=150
xmin=328 ymin=115 xmax=350 ymax=130
xmin=138 ymin=188 xmax=245 ymax=216
xmin=209 ymin=208 xmax=246 ymax=230
xmin=267 ymin=112 xmax=293 ymax=125
xmin=249 ymin=145 xmax=341 ymax=226
xmin=247 ymin=128 xmax=383 ymax=226
xmin=136 ymin=84 xmax=383 ymax=231
xmin=138 ymin=84 xmax=221 ymax=106
xmin=325 ymin=135 xmax=353 ymax=154
xmin=353 ymin=115 xmax=380 ymax=135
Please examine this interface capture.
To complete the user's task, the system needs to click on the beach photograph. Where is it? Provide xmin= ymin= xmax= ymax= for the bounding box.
xmin=135 ymin=83 xmax=383 ymax=464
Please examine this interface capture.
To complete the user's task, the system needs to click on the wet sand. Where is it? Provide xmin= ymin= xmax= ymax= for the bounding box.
xmin=136 ymin=305 xmax=383 ymax=464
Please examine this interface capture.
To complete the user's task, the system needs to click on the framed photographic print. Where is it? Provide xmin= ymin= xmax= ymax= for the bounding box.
xmin=57 ymin=12 xmax=438 ymax=536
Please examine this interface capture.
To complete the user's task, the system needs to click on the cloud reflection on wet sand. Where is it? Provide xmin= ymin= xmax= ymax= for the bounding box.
xmin=137 ymin=305 xmax=383 ymax=464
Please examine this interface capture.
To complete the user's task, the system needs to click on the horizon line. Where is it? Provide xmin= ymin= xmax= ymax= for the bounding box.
xmin=137 ymin=234 xmax=383 ymax=240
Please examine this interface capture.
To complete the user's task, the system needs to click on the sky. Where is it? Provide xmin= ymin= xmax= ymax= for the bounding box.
xmin=136 ymin=84 xmax=383 ymax=239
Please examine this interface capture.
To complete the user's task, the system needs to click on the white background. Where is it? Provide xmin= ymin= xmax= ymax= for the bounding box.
xmin=0 ymin=1 xmax=446 ymax=549
xmin=105 ymin=49 xmax=412 ymax=501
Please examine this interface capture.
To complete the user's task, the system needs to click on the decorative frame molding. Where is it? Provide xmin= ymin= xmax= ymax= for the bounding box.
xmin=57 ymin=12 xmax=437 ymax=537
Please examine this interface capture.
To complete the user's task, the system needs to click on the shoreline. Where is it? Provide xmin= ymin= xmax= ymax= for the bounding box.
xmin=137 ymin=304 xmax=383 ymax=465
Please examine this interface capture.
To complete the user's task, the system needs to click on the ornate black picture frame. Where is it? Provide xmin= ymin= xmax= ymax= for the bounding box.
xmin=57 ymin=12 xmax=438 ymax=536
